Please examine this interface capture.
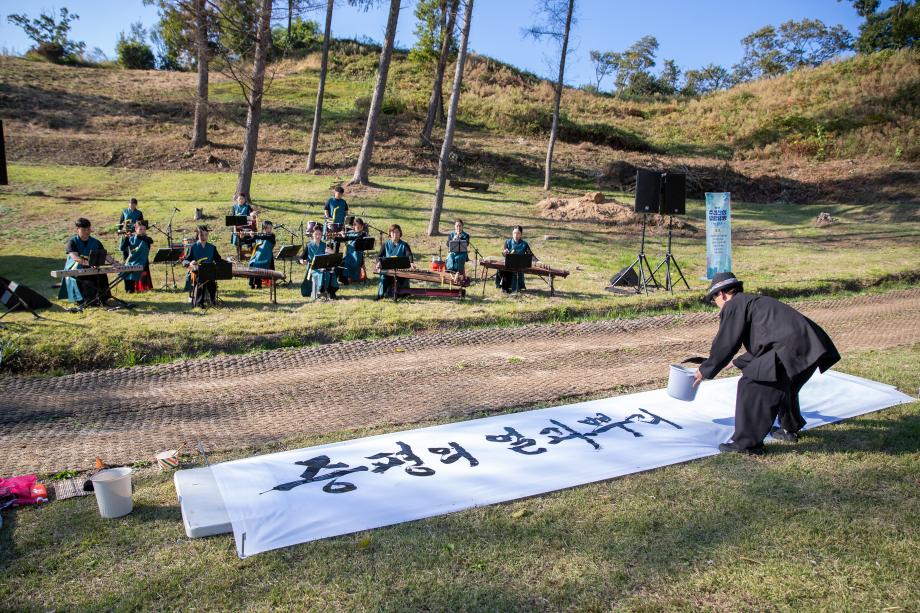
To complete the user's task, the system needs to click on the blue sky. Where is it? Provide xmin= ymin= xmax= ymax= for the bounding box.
xmin=0 ymin=1 xmax=881 ymax=86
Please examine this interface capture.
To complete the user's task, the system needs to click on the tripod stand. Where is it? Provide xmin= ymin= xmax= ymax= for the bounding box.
xmin=650 ymin=215 xmax=689 ymax=292
xmin=151 ymin=208 xmax=180 ymax=289
xmin=273 ymin=224 xmax=301 ymax=285
xmin=611 ymin=213 xmax=660 ymax=295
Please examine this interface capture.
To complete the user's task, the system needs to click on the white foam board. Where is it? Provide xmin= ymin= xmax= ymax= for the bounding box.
xmin=174 ymin=467 xmax=231 ymax=538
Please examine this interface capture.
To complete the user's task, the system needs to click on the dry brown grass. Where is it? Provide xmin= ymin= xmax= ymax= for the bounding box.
xmin=0 ymin=48 xmax=917 ymax=200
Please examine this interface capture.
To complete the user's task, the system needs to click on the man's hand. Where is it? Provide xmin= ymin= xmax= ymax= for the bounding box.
xmin=692 ymin=369 xmax=705 ymax=388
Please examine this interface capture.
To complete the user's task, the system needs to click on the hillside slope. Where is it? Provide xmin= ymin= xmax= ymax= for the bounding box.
xmin=0 ymin=45 xmax=917 ymax=202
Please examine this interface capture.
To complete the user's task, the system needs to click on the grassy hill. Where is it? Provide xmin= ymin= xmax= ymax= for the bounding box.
xmin=0 ymin=45 xmax=917 ymax=202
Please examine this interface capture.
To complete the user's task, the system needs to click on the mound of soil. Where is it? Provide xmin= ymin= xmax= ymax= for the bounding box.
xmin=538 ymin=192 xmax=697 ymax=234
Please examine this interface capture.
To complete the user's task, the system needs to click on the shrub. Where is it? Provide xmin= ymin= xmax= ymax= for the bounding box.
xmin=116 ymin=22 xmax=155 ymax=70
xmin=117 ymin=39 xmax=156 ymax=70
xmin=273 ymin=18 xmax=321 ymax=54
xmin=7 ymin=8 xmax=85 ymax=65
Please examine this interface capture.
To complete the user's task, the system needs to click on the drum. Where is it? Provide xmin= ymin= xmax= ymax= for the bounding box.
xmin=327 ymin=223 xmax=342 ymax=234
xmin=306 ymin=221 xmax=319 ymax=234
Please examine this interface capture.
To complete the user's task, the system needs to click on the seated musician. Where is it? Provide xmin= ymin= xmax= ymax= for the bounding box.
xmin=375 ymin=223 xmax=414 ymax=300
xmin=445 ymin=219 xmax=470 ymax=278
xmin=183 ymin=225 xmax=224 ymax=307
xmin=246 ymin=220 xmax=276 ymax=289
xmin=118 ymin=198 xmax=145 ymax=258
xmin=230 ymin=193 xmax=255 ymax=253
xmin=342 ymin=217 xmax=368 ymax=283
xmin=497 ymin=225 xmax=535 ymax=294
xmin=123 ymin=219 xmax=154 ymax=293
xmin=58 ymin=217 xmax=117 ymax=306
xmin=300 ymin=225 xmax=339 ymax=300
xmin=324 ymin=186 xmax=348 ymax=238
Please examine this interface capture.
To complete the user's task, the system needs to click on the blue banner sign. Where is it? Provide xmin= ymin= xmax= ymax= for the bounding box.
xmin=705 ymin=192 xmax=732 ymax=280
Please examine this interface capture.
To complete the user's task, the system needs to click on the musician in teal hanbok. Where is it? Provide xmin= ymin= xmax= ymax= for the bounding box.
xmin=445 ymin=219 xmax=470 ymax=277
xmin=182 ymin=225 xmax=224 ymax=307
xmin=123 ymin=219 xmax=154 ymax=293
xmin=59 ymin=217 xmax=116 ymax=305
xmin=246 ymin=220 xmax=276 ymax=289
xmin=324 ymin=186 xmax=349 ymax=237
xmin=497 ymin=225 xmax=534 ymax=293
xmin=118 ymin=198 xmax=144 ymax=257
xmin=341 ymin=217 xmax=369 ymax=283
xmin=230 ymin=193 xmax=255 ymax=251
xmin=300 ymin=226 xmax=339 ymax=300
xmin=376 ymin=224 xmax=414 ymax=300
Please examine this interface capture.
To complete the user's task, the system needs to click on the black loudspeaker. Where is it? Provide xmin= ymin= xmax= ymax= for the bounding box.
xmin=0 ymin=277 xmax=52 ymax=312
xmin=634 ymin=169 xmax=661 ymax=214
xmin=661 ymin=172 xmax=686 ymax=215
xmin=609 ymin=266 xmax=639 ymax=287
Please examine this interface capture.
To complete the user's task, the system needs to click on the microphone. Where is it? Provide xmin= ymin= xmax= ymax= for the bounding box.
xmin=174 ymin=207 xmax=181 ymax=212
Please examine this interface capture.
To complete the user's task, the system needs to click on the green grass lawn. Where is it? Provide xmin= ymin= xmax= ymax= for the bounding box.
xmin=1 ymin=345 xmax=917 ymax=611
xmin=1 ymin=162 xmax=919 ymax=374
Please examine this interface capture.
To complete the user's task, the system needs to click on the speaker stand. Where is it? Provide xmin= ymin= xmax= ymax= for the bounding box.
xmin=650 ymin=215 xmax=690 ymax=292
xmin=611 ymin=213 xmax=660 ymax=295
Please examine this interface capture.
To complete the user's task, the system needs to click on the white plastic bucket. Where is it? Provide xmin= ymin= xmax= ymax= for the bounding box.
xmin=90 ymin=467 xmax=134 ymax=518
xmin=667 ymin=364 xmax=698 ymax=401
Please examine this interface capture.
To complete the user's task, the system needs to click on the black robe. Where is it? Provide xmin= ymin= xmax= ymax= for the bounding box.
xmin=700 ymin=293 xmax=840 ymax=449
xmin=700 ymin=293 xmax=840 ymax=382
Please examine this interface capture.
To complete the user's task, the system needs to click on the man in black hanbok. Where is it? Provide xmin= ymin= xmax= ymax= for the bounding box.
xmin=693 ymin=272 xmax=840 ymax=455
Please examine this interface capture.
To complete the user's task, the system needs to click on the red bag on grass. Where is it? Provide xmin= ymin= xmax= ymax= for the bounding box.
xmin=0 ymin=474 xmax=48 ymax=505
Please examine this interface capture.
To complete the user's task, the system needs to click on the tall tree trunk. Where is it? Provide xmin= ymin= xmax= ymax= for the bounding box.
xmin=288 ymin=0 xmax=293 ymax=38
xmin=543 ymin=0 xmax=574 ymax=191
xmin=190 ymin=0 xmax=209 ymax=149
xmin=349 ymin=0 xmax=401 ymax=186
xmin=235 ymin=0 xmax=273 ymax=198
xmin=306 ymin=0 xmax=334 ymax=171
xmin=434 ymin=0 xmax=448 ymax=124
xmin=421 ymin=0 xmax=458 ymax=144
xmin=427 ymin=0 xmax=474 ymax=236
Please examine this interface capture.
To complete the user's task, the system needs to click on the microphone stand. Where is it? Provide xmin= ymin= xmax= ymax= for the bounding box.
xmin=467 ymin=239 xmax=484 ymax=285
xmin=150 ymin=207 xmax=180 ymax=289
xmin=273 ymin=224 xmax=300 ymax=284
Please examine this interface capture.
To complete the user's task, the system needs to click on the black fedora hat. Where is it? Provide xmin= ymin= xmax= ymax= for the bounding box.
xmin=705 ymin=272 xmax=743 ymax=303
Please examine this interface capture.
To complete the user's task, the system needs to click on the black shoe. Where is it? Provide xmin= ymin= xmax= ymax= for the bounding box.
xmin=770 ymin=427 xmax=799 ymax=442
xmin=718 ymin=442 xmax=765 ymax=456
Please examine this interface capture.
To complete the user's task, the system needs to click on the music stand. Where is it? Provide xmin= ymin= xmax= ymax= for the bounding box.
xmin=310 ymin=253 xmax=343 ymax=271
xmin=225 ymin=215 xmax=248 ymax=227
xmin=190 ymin=261 xmax=232 ymax=309
xmin=449 ymin=239 xmax=469 ymax=254
xmin=378 ymin=256 xmax=410 ymax=270
xmin=153 ymin=247 xmax=184 ymax=290
xmin=275 ymin=244 xmax=300 ymax=284
xmin=88 ymin=249 xmax=107 ymax=267
xmin=504 ymin=253 xmax=532 ymax=271
xmin=378 ymin=256 xmax=411 ymax=302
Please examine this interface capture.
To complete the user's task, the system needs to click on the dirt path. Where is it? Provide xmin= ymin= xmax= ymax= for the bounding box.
xmin=2 ymin=289 xmax=919 ymax=474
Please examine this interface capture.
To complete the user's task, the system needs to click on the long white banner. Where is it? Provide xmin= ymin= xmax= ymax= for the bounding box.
xmin=210 ymin=371 xmax=914 ymax=558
